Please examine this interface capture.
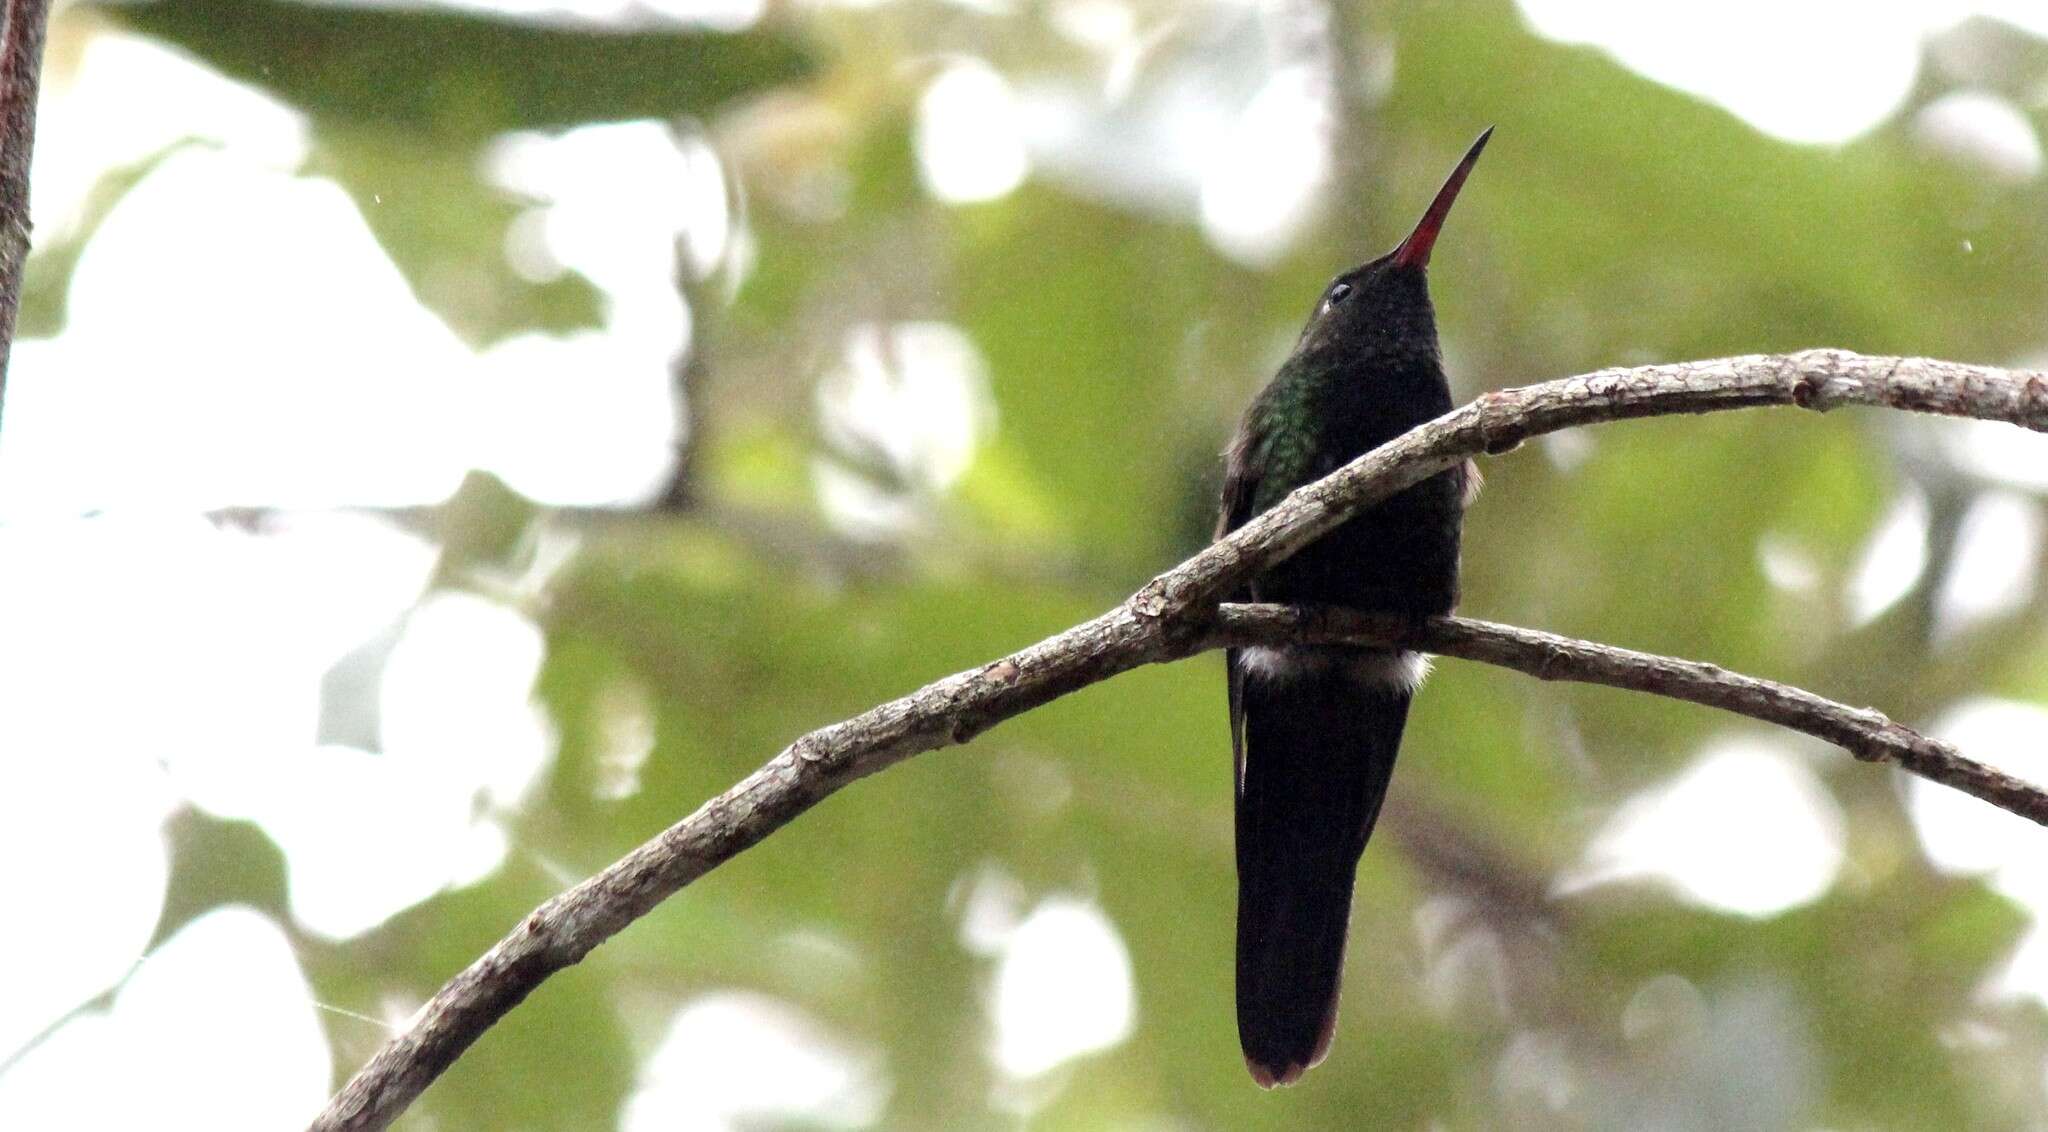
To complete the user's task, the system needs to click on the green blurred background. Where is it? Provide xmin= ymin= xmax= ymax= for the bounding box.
xmin=7 ymin=0 xmax=2048 ymax=1128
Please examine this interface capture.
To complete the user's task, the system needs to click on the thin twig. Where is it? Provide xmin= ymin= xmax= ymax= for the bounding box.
xmin=311 ymin=350 xmax=2048 ymax=1132
xmin=1222 ymin=606 xmax=2048 ymax=823
xmin=0 ymin=0 xmax=53 ymax=418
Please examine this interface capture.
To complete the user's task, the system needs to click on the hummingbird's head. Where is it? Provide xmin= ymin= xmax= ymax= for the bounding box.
xmin=1292 ymin=128 xmax=1492 ymax=364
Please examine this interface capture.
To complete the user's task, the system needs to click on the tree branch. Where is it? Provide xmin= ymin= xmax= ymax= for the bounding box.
xmin=311 ymin=350 xmax=2048 ymax=1132
xmin=1224 ymin=606 xmax=2048 ymax=823
xmin=0 ymin=0 xmax=53 ymax=417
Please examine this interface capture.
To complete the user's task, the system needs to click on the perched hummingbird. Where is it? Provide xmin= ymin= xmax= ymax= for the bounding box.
xmin=1219 ymin=128 xmax=1491 ymax=1087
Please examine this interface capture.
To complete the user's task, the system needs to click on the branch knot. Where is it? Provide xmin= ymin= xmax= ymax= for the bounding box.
xmin=310 ymin=348 xmax=2048 ymax=1132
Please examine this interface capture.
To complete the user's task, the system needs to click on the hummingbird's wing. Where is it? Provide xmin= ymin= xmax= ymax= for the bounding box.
xmin=1217 ymin=425 xmax=1263 ymax=795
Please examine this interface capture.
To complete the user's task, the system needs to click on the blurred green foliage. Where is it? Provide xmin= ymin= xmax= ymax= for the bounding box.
xmin=69 ymin=0 xmax=2048 ymax=1127
xmin=109 ymin=0 xmax=813 ymax=138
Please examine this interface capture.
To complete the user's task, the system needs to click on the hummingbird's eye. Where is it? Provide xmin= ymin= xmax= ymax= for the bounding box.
xmin=1322 ymin=282 xmax=1353 ymax=310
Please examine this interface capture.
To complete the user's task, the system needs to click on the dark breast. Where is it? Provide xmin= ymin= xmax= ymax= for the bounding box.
xmin=1251 ymin=372 xmax=1463 ymax=616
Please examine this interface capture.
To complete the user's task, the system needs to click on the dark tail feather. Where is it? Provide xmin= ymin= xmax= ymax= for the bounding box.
xmin=1234 ymin=658 xmax=1411 ymax=1087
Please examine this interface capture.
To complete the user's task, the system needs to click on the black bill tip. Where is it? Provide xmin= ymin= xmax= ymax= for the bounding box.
xmin=1390 ymin=126 xmax=1494 ymax=270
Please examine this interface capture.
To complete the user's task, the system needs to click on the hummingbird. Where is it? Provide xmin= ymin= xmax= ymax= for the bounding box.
xmin=1219 ymin=128 xmax=1491 ymax=1087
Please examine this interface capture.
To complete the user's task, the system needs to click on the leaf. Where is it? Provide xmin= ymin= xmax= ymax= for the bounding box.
xmin=96 ymin=0 xmax=814 ymax=142
xmin=17 ymin=142 xmax=191 ymax=339
xmin=306 ymin=126 xmax=602 ymax=345
xmin=316 ymin=614 xmax=409 ymax=752
xmin=92 ymin=0 xmax=812 ymax=343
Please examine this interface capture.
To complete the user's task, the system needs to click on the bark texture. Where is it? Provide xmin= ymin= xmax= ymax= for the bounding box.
xmin=313 ymin=350 xmax=2048 ymax=1132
